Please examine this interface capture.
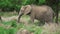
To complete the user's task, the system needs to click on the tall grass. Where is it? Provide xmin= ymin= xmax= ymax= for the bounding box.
xmin=0 ymin=12 xmax=60 ymax=34
xmin=0 ymin=20 xmax=43 ymax=34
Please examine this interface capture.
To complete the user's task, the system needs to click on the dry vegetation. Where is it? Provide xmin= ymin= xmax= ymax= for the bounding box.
xmin=17 ymin=29 xmax=34 ymax=34
xmin=41 ymin=23 xmax=60 ymax=34
xmin=0 ymin=12 xmax=60 ymax=34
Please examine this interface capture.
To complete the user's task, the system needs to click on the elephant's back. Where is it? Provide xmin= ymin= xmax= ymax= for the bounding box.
xmin=32 ymin=5 xmax=48 ymax=12
xmin=31 ymin=5 xmax=54 ymax=21
xmin=32 ymin=5 xmax=54 ymax=15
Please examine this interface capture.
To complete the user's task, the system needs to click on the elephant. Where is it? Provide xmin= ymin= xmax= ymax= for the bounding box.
xmin=18 ymin=5 xmax=54 ymax=24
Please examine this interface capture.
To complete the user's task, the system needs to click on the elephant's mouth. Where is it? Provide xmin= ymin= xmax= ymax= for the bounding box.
xmin=27 ymin=12 xmax=31 ymax=15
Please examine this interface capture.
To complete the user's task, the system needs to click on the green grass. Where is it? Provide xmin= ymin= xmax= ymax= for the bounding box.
xmin=0 ymin=20 xmax=43 ymax=34
xmin=0 ymin=12 xmax=60 ymax=34
xmin=1 ymin=19 xmax=60 ymax=34
xmin=0 ymin=26 xmax=18 ymax=34
xmin=0 ymin=12 xmax=18 ymax=17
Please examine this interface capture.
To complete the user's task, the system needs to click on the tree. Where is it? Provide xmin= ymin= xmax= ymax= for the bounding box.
xmin=46 ymin=0 xmax=59 ymax=23
xmin=55 ymin=0 xmax=59 ymax=23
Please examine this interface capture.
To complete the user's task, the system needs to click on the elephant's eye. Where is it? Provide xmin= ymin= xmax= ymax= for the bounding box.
xmin=21 ymin=9 xmax=24 ymax=12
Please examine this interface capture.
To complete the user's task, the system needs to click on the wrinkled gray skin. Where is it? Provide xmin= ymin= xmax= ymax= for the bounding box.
xmin=18 ymin=5 xmax=54 ymax=24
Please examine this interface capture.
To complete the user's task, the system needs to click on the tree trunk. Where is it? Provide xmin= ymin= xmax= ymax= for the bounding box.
xmin=55 ymin=0 xmax=59 ymax=23
xmin=46 ymin=0 xmax=59 ymax=23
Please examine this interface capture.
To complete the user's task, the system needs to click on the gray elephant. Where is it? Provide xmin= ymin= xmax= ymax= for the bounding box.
xmin=18 ymin=5 xmax=54 ymax=24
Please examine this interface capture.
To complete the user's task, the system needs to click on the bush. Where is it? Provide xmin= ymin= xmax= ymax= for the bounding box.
xmin=0 ymin=0 xmax=46 ymax=11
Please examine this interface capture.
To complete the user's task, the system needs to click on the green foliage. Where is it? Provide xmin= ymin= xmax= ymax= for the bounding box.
xmin=0 ymin=20 xmax=43 ymax=34
xmin=0 ymin=12 xmax=60 ymax=34
xmin=0 ymin=0 xmax=60 ymax=11
xmin=38 ymin=0 xmax=46 ymax=5
xmin=0 ymin=0 xmax=46 ymax=11
xmin=0 ymin=26 xmax=17 ymax=34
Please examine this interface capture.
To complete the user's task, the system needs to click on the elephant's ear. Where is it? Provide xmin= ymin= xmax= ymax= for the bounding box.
xmin=24 ymin=5 xmax=31 ymax=15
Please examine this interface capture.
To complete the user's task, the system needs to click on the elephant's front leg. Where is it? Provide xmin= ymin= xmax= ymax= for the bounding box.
xmin=30 ymin=16 xmax=34 ymax=23
xmin=30 ymin=13 xmax=35 ymax=23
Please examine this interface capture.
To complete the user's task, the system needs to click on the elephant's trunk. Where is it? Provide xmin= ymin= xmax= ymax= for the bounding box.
xmin=18 ymin=12 xmax=23 ymax=23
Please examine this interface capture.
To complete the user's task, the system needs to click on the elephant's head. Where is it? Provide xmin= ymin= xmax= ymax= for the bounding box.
xmin=18 ymin=5 xmax=32 ymax=23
